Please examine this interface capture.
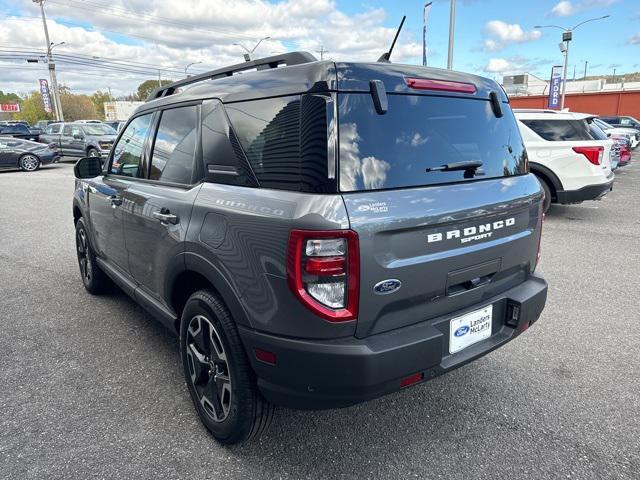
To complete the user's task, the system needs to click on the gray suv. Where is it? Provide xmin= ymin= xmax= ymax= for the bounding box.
xmin=72 ymin=52 xmax=548 ymax=444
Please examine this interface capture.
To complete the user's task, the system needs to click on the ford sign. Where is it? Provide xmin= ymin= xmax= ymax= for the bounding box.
xmin=373 ymin=279 xmax=402 ymax=295
xmin=454 ymin=325 xmax=470 ymax=337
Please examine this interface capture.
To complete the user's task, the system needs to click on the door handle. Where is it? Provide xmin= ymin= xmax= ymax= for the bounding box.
xmin=153 ymin=210 xmax=179 ymax=225
xmin=110 ymin=196 xmax=122 ymax=207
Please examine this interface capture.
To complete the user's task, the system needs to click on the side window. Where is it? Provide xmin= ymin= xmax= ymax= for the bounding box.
xmin=149 ymin=106 xmax=198 ymax=184
xmin=71 ymin=126 xmax=83 ymax=137
xmin=225 ymin=95 xmax=333 ymax=192
xmin=63 ymin=125 xmax=72 ymax=136
xmin=110 ymin=114 xmax=153 ymax=178
xmin=620 ymin=117 xmax=631 ymax=126
xmin=521 ymin=119 xmax=594 ymax=141
xmin=201 ymin=100 xmax=257 ymax=187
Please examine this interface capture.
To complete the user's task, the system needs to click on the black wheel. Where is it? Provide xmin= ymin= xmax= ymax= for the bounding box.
xmin=75 ymin=217 xmax=110 ymax=294
xmin=19 ymin=154 xmax=40 ymax=172
xmin=536 ymin=175 xmax=552 ymax=213
xmin=180 ymin=290 xmax=274 ymax=444
xmin=87 ymin=148 xmax=100 ymax=158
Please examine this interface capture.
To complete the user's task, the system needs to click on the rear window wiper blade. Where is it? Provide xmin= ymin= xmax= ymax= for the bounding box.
xmin=425 ymin=160 xmax=483 ymax=173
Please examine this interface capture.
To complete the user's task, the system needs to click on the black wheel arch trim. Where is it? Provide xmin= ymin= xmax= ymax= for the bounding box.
xmin=529 ymin=162 xmax=563 ymax=195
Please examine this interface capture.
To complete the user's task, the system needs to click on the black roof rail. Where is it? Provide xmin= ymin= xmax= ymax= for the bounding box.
xmin=147 ymin=51 xmax=318 ymax=102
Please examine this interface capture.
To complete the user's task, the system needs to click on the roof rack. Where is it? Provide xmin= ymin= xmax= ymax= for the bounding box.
xmin=147 ymin=51 xmax=317 ymax=101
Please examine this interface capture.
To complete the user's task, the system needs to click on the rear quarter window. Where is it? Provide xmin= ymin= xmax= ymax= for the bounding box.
xmin=225 ymin=95 xmax=335 ymax=193
xmin=338 ymin=94 xmax=527 ymax=192
xmin=520 ymin=119 xmax=595 ymax=141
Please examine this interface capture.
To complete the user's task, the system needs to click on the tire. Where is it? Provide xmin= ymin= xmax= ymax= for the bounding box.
xmin=19 ymin=154 xmax=40 ymax=172
xmin=180 ymin=289 xmax=274 ymax=444
xmin=87 ymin=148 xmax=100 ymax=158
xmin=75 ymin=217 xmax=110 ymax=294
xmin=536 ymin=175 xmax=552 ymax=213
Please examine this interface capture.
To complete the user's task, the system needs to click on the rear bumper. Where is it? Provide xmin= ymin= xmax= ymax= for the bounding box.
xmin=239 ymin=274 xmax=547 ymax=410
xmin=556 ymin=174 xmax=614 ymax=204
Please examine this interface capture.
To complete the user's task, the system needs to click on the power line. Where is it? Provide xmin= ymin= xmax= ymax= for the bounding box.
xmin=47 ymin=0 xmax=271 ymax=41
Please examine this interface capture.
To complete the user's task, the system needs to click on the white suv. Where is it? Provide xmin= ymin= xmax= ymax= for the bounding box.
xmin=514 ymin=109 xmax=615 ymax=212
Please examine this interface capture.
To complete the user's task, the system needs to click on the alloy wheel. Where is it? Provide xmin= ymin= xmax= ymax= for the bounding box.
xmin=20 ymin=155 xmax=39 ymax=171
xmin=76 ymin=227 xmax=92 ymax=283
xmin=185 ymin=315 xmax=232 ymax=422
xmin=88 ymin=149 xmax=99 ymax=157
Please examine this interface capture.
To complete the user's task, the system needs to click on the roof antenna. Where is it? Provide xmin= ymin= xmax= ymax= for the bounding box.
xmin=377 ymin=16 xmax=406 ymax=63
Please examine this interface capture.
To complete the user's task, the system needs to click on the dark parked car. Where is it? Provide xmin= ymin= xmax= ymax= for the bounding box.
xmin=599 ymin=115 xmax=640 ymax=130
xmin=72 ymin=52 xmax=547 ymax=444
xmin=0 ymin=123 xmax=39 ymax=142
xmin=0 ymin=137 xmax=59 ymax=171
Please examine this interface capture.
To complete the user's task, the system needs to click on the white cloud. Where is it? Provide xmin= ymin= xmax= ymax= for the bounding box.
xmin=483 ymin=21 xmax=541 ymax=51
xmin=628 ymin=33 xmax=640 ymax=45
xmin=550 ymin=0 xmax=617 ymax=17
xmin=484 ymin=58 xmax=517 ymax=73
xmin=1 ymin=0 xmax=423 ymax=96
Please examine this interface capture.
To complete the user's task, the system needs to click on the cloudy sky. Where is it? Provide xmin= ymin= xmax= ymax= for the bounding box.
xmin=0 ymin=0 xmax=638 ymax=97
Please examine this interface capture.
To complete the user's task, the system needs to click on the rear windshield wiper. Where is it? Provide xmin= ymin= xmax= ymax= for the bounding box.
xmin=425 ymin=160 xmax=483 ymax=173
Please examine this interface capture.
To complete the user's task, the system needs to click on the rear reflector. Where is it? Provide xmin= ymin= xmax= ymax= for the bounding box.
xmin=305 ymin=257 xmax=345 ymax=276
xmin=400 ymin=372 xmax=424 ymax=388
xmin=404 ymin=77 xmax=477 ymax=94
xmin=572 ymin=146 xmax=604 ymax=165
xmin=255 ymin=348 xmax=276 ymax=365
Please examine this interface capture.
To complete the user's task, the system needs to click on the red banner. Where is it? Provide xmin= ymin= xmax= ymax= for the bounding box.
xmin=0 ymin=104 xmax=20 ymax=113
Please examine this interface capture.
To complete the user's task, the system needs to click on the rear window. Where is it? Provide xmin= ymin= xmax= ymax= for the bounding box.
xmin=338 ymin=94 xmax=527 ymax=192
xmin=520 ymin=119 xmax=595 ymax=141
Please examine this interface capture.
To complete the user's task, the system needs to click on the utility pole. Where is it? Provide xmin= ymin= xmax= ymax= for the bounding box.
xmin=447 ymin=0 xmax=456 ymax=69
xmin=315 ymin=46 xmax=328 ymax=60
xmin=33 ymin=0 xmax=63 ymax=121
xmin=612 ymin=68 xmax=616 ymax=84
xmin=583 ymin=60 xmax=588 ymax=79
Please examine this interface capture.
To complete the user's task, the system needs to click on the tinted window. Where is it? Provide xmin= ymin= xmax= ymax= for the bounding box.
xmin=83 ymin=124 xmax=116 ymax=135
xmin=1 ymin=125 xmax=28 ymax=134
xmin=521 ymin=119 xmax=595 ymax=141
xmin=225 ymin=95 xmax=334 ymax=192
xmin=149 ymin=106 xmax=198 ymax=184
xmin=47 ymin=124 xmax=61 ymax=134
xmin=338 ymin=94 xmax=527 ymax=192
xmin=201 ymin=100 xmax=257 ymax=187
xmin=589 ymin=123 xmax=609 ymax=140
xmin=111 ymin=114 xmax=152 ymax=178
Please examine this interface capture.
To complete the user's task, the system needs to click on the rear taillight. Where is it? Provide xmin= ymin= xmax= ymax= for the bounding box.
xmin=572 ymin=146 xmax=604 ymax=165
xmin=287 ymin=230 xmax=359 ymax=322
xmin=404 ymin=77 xmax=477 ymax=94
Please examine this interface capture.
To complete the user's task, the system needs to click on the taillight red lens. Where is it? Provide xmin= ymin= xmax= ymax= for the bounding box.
xmin=287 ymin=229 xmax=359 ymax=322
xmin=404 ymin=77 xmax=477 ymax=94
xmin=572 ymin=146 xmax=604 ymax=165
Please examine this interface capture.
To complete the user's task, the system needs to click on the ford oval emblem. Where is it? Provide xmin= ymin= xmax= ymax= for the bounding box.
xmin=454 ymin=325 xmax=470 ymax=337
xmin=373 ymin=279 xmax=402 ymax=295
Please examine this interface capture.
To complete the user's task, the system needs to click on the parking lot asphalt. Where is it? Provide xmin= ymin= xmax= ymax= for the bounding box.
xmin=1 ymin=157 xmax=639 ymax=480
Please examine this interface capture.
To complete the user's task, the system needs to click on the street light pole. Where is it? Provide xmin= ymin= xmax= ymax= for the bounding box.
xmin=233 ymin=36 xmax=271 ymax=62
xmin=561 ymin=37 xmax=570 ymax=109
xmin=184 ymin=61 xmax=202 ymax=75
xmin=534 ymin=14 xmax=610 ymax=111
xmin=33 ymin=0 xmax=64 ymax=121
xmin=447 ymin=0 xmax=456 ymax=69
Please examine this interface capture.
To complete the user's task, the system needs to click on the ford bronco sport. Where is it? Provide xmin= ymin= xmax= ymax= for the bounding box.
xmin=72 ymin=52 xmax=547 ymax=444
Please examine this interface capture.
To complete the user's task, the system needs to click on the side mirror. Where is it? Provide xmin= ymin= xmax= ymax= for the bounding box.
xmin=73 ymin=133 xmax=84 ymax=140
xmin=74 ymin=156 xmax=102 ymax=179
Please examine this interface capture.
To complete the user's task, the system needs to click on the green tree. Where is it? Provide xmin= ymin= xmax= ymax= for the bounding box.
xmin=15 ymin=91 xmax=53 ymax=125
xmin=90 ymin=90 xmax=112 ymax=120
xmin=136 ymin=79 xmax=172 ymax=101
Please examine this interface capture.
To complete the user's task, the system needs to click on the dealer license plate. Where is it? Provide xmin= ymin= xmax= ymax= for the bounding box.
xmin=449 ymin=305 xmax=493 ymax=354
